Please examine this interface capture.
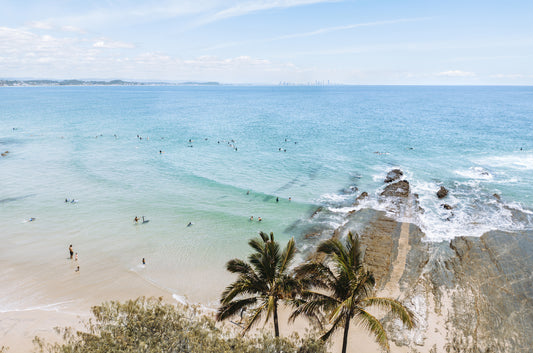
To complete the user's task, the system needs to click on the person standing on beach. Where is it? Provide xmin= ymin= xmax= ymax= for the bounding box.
xmin=69 ymin=245 xmax=73 ymax=259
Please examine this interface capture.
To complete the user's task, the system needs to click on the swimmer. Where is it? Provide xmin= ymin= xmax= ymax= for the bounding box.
xmin=65 ymin=198 xmax=69 ymax=203
xmin=246 ymin=190 xmax=250 ymax=195
xmin=28 ymin=217 xmax=36 ymax=222
xmin=258 ymin=217 xmax=262 ymax=222
xmin=250 ymin=216 xmax=254 ymax=221
xmin=134 ymin=216 xmax=139 ymax=223
xmin=289 ymin=197 xmax=292 ymax=202
xmin=276 ymin=197 xmax=279 ymax=203
xmin=187 ymin=222 xmax=193 ymax=227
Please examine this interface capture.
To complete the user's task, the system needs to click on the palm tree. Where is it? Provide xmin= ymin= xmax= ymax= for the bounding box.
xmin=216 ymin=232 xmax=298 ymax=337
xmin=291 ymin=232 xmax=415 ymax=353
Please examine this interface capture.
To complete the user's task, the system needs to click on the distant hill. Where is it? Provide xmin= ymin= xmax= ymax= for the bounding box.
xmin=0 ymin=79 xmax=220 ymax=87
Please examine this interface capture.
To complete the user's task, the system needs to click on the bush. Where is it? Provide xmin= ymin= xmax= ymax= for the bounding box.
xmin=33 ymin=297 xmax=326 ymax=353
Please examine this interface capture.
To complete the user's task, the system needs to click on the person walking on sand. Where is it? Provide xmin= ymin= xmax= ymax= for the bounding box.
xmin=69 ymin=245 xmax=74 ymax=259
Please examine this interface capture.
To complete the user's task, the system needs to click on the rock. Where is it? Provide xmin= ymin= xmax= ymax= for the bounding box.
xmin=352 ymin=192 xmax=369 ymax=207
xmin=385 ymin=169 xmax=403 ymax=183
xmin=493 ymin=193 xmax=501 ymax=201
xmin=442 ymin=204 xmax=453 ymax=210
xmin=437 ymin=186 xmax=448 ymax=199
xmin=381 ymin=180 xmax=410 ymax=198
xmin=341 ymin=185 xmax=358 ymax=194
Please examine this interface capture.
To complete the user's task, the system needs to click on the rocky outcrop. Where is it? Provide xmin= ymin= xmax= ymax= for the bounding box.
xmin=381 ymin=180 xmax=410 ymax=198
xmin=385 ymin=169 xmax=403 ymax=183
xmin=304 ymin=174 xmax=532 ymax=353
xmin=437 ymin=186 xmax=448 ymax=199
xmin=331 ymin=208 xmax=533 ymax=352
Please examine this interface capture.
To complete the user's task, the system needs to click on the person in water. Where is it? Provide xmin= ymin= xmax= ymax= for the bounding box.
xmin=134 ymin=216 xmax=139 ymax=223
xmin=142 ymin=258 xmax=146 ymax=265
xmin=69 ymin=245 xmax=74 ymax=259
xmin=187 ymin=222 xmax=193 ymax=227
xmin=75 ymin=252 xmax=78 ymax=261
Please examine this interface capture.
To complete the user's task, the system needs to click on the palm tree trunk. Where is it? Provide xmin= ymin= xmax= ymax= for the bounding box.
xmin=273 ymin=302 xmax=280 ymax=337
xmin=341 ymin=315 xmax=350 ymax=353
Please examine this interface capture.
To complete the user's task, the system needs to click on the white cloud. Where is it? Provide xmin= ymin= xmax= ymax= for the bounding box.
xmin=203 ymin=17 xmax=430 ymax=51
xmin=205 ymin=0 xmax=340 ymax=24
xmin=436 ymin=70 xmax=475 ymax=77
xmin=93 ymin=39 xmax=135 ymax=49
xmin=27 ymin=21 xmax=54 ymax=30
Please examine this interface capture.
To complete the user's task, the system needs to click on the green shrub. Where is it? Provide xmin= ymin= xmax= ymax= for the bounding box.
xmin=33 ymin=297 xmax=326 ymax=353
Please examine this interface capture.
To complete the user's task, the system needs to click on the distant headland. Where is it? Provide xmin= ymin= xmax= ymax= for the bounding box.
xmin=0 ymin=79 xmax=220 ymax=87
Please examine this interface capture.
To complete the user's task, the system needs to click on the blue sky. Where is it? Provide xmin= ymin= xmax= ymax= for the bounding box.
xmin=1 ymin=0 xmax=532 ymax=84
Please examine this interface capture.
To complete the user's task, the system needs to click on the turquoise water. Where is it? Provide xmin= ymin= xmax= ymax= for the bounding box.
xmin=1 ymin=85 xmax=532 ymax=308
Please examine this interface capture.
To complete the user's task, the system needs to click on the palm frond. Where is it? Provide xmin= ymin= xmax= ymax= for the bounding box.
xmin=226 ymin=259 xmax=254 ymax=276
xmin=278 ymin=237 xmax=295 ymax=274
xmin=360 ymin=297 xmax=416 ymax=329
xmin=216 ymin=297 xmax=258 ymax=321
xmin=320 ymin=311 xmax=345 ymax=342
xmin=241 ymin=302 xmax=267 ymax=336
xmin=352 ymin=308 xmax=389 ymax=351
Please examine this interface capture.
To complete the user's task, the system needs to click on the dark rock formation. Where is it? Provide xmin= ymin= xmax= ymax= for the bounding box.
xmin=381 ymin=180 xmax=410 ymax=198
xmin=437 ymin=186 xmax=448 ymax=199
xmin=385 ymin=169 xmax=403 ymax=183
xmin=352 ymin=191 xmax=368 ymax=206
xmin=442 ymin=204 xmax=453 ymax=210
xmin=303 ymin=174 xmax=532 ymax=352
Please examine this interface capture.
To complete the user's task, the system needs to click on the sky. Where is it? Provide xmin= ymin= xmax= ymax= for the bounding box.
xmin=1 ymin=0 xmax=532 ymax=84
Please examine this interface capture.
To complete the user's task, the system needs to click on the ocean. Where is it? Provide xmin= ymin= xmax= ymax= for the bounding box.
xmin=1 ymin=85 xmax=532 ymax=311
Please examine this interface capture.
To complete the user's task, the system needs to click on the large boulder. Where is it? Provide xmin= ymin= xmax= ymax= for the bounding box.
xmin=384 ymin=169 xmax=403 ymax=183
xmin=437 ymin=186 xmax=448 ymax=199
xmin=381 ymin=180 xmax=410 ymax=198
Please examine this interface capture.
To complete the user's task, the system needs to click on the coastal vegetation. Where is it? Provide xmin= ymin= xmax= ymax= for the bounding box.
xmin=34 ymin=231 xmax=415 ymax=353
xmin=217 ymin=231 xmax=415 ymax=353
xmin=33 ymin=297 xmax=325 ymax=353
xmin=217 ymin=232 xmax=299 ymax=337
xmin=291 ymin=232 xmax=415 ymax=353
